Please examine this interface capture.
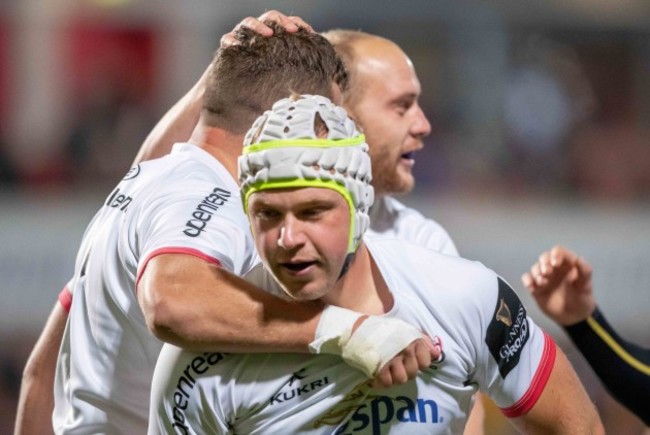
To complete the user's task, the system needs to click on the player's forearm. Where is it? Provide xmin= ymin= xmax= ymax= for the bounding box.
xmin=463 ymin=393 xmax=486 ymax=435
xmin=14 ymin=380 xmax=55 ymax=435
xmin=151 ymin=291 xmax=323 ymax=353
xmin=511 ymin=348 xmax=603 ymax=434
xmin=14 ymin=303 xmax=68 ymax=435
xmin=139 ymin=255 xmax=431 ymax=382
xmin=139 ymin=257 xmax=322 ymax=352
xmin=131 ymin=66 xmax=209 ymax=166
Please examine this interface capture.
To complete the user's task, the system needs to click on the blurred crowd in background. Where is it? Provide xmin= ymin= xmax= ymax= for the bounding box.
xmin=1 ymin=0 xmax=649 ymax=433
xmin=0 ymin=1 xmax=649 ymax=200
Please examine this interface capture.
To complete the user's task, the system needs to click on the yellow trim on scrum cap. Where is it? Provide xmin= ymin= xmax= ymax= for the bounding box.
xmin=243 ymin=135 xmax=366 ymax=155
xmin=243 ymin=178 xmax=357 ymax=254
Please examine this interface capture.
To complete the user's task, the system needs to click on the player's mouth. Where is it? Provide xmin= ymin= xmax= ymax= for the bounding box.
xmin=400 ymin=151 xmax=416 ymax=168
xmin=401 ymin=151 xmax=415 ymax=160
xmin=279 ymin=261 xmax=317 ymax=275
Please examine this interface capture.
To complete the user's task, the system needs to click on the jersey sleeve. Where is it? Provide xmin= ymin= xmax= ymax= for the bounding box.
xmin=368 ymin=196 xmax=460 ymax=257
xmin=392 ymin=198 xmax=459 ymax=256
xmin=475 ymin=276 xmax=556 ymax=418
xmin=417 ymin=220 xmax=459 ymax=257
xmin=136 ymin=180 xmax=257 ymax=283
xmin=58 ymin=280 xmax=74 ymax=313
xmin=564 ymin=307 xmax=650 ymax=425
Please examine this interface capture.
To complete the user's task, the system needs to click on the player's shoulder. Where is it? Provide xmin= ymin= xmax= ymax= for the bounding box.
xmin=366 ymin=237 xmax=493 ymax=288
xmin=369 ymin=196 xmax=458 ymax=255
xmin=120 ymin=144 xmax=240 ymax=208
xmin=372 ymin=239 xmax=509 ymax=326
xmin=129 ymin=143 xmax=233 ymax=187
xmin=387 ymin=197 xmax=451 ymax=235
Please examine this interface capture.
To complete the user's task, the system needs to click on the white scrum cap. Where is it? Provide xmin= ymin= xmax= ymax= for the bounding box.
xmin=238 ymin=94 xmax=374 ymax=253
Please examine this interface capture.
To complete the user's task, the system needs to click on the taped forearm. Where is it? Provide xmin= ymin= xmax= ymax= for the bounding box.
xmin=310 ymin=306 xmax=422 ymax=377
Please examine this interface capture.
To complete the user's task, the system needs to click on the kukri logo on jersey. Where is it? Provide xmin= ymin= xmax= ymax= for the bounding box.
xmin=268 ymin=368 xmax=330 ymax=406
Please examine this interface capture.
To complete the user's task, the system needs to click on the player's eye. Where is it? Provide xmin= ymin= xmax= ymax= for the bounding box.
xmin=393 ymin=97 xmax=416 ymax=116
xmin=254 ymin=209 xmax=280 ymax=221
xmin=301 ymin=208 xmax=324 ymax=219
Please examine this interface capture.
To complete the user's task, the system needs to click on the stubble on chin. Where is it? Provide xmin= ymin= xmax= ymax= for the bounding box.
xmin=373 ymin=171 xmax=415 ymax=197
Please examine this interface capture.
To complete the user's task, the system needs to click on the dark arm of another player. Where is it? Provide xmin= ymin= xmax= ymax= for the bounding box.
xmin=14 ymin=300 xmax=69 ymax=435
xmin=564 ymin=307 xmax=650 ymax=426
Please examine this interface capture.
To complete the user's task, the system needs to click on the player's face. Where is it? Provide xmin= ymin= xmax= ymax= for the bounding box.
xmin=345 ymin=39 xmax=431 ymax=196
xmin=247 ymin=187 xmax=350 ymax=301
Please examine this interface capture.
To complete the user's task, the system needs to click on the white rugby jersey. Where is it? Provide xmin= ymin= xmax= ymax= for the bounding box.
xmin=366 ymin=195 xmax=458 ymax=257
xmin=150 ymin=238 xmax=555 ymax=434
xmin=53 ymin=143 xmax=259 ymax=434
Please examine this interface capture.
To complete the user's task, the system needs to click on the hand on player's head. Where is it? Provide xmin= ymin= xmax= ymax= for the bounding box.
xmin=220 ymin=10 xmax=314 ymax=48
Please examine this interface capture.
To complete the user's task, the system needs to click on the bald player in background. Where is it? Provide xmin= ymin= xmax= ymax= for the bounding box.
xmin=321 ymin=29 xmax=457 ymax=255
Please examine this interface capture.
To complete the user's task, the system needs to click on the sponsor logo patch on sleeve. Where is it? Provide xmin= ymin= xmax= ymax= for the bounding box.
xmin=485 ymin=277 xmax=530 ymax=378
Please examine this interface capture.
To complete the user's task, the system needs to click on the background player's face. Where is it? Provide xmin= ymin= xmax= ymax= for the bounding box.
xmin=345 ymin=38 xmax=431 ymax=196
xmin=248 ymin=187 xmax=350 ymax=300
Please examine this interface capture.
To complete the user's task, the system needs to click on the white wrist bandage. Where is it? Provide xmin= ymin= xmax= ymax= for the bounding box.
xmin=309 ymin=306 xmax=423 ymax=378
xmin=340 ymin=316 xmax=422 ymax=377
xmin=308 ymin=305 xmax=361 ymax=355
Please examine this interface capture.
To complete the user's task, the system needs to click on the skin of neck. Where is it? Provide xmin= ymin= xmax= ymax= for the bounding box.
xmin=188 ymin=119 xmax=245 ymax=181
xmin=320 ymin=243 xmax=393 ymax=316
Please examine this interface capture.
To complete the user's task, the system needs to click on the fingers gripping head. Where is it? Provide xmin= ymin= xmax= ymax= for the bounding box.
xmin=238 ymin=94 xmax=374 ymax=253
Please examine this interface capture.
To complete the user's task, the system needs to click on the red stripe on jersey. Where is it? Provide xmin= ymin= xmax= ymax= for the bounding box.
xmin=58 ymin=286 xmax=73 ymax=313
xmin=500 ymin=332 xmax=557 ymax=418
xmin=136 ymin=247 xmax=222 ymax=290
